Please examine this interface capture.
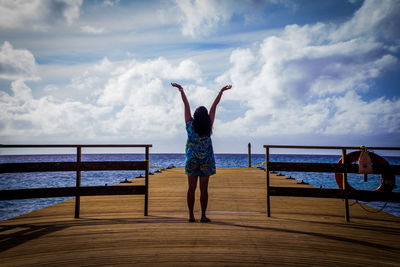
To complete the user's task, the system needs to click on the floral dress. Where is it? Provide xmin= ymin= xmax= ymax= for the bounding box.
xmin=185 ymin=119 xmax=216 ymax=177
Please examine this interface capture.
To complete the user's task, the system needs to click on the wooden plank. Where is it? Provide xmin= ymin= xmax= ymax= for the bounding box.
xmin=265 ymin=146 xmax=270 ymax=217
xmin=268 ymin=186 xmax=400 ymax=202
xmin=144 ymin=146 xmax=149 ymax=216
xmin=0 ymin=185 xmax=146 ymax=200
xmin=248 ymin=143 xmax=251 ymax=168
xmin=264 ymin=144 xmax=400 ymax=150
xmin=268 ymin=162 xmax=400 ymax=174
xmin=75 ymin=147 xmax=82 ymax=218
xmin=342 ymin=148 xmax=350 ymax=222
xmin=0 ymin=161 xmax=147 ymax=173
xmin=269 ymin=162 xmax=350 ymax=172
xmin=0 ymin=144 xmax=152 ymax=148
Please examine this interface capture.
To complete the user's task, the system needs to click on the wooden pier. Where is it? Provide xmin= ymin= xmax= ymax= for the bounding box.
xmin=1 ymin=167 xmax=400 ymax=266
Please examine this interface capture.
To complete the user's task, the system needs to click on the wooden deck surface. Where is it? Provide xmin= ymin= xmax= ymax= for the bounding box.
xmin=1 ymin=168 xmax=399 ymax=266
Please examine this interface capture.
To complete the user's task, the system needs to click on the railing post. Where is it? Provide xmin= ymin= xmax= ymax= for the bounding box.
xmin=265 ymin=146 xmax=271 ymax=217
xmin=144 ymin=146 xmax=149 ymax=216
xmin=342 ymin=149 xmax=350 ymax=222
xmin=75 ymin=146 xmax=82 ymax=219
xmin=248 ymin=143 xmax=251 ymax=168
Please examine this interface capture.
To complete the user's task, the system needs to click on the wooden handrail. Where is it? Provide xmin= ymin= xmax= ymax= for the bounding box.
xmin=0 ymin=144 xmax=152 ymax=148
xmin=0 ymin=144 xmax=152 ymax=218
xmin=0 ymin=161 xmax=148 ymax=173
xmin=0 ymin=185 xmax=146 ymax=200
xmin=263 ymin=145 xmax=400 ymax=150
xmin=268 ymin=162 xmax=400 ymax=174
xmin=268 ymin=187 xmax=400 ymax=203
xmin=263 ymin=144 xmax=400 ymax=222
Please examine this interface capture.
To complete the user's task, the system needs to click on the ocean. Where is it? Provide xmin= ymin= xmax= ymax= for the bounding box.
xmin=1 ymin=153 xmax=399 ymax=221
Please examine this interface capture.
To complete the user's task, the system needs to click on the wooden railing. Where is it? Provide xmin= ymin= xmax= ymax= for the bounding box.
xmin=0 ymin=144 xmax=152 ymax=218
xmin=264 ymin=145 xmax=400 ymax=222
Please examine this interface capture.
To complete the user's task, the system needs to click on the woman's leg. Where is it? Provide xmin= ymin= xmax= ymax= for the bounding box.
xmin=199 ymin=176 xmax=210 ymax=221
xmin=187 ymin=175 xmax=198 ymax=221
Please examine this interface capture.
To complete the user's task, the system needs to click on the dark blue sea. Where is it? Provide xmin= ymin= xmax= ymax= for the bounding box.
xmin=1 ymin=153 xmax=399 ymax=221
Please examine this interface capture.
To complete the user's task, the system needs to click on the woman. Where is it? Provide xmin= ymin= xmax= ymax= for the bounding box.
xmin=171 ymin=82 xmax=232 ymax=222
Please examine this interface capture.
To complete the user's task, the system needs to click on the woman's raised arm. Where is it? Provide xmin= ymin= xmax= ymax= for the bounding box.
xmin=209 ymin=85 xmax=232 ymax=126
xmin=172 ymin=83 xmax=192 ymax=122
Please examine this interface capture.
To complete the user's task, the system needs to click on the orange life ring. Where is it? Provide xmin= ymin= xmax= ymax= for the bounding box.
xmin=334 ymin=151 xmax=395 ymax=192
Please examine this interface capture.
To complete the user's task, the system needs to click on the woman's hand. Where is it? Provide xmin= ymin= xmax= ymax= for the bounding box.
xmin=171 ymin=83 xmax=183 ymax=91
xmin=221 ymin=85 xmax=232 ymax=92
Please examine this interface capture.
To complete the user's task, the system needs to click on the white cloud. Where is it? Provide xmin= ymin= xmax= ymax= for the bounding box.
xmin=0 ymin=54 xmax=205 ymax=142
xmin=81 ymin=25 xmax=105 ymax=34
xmin=61 ymin=0 xmax=81 ymax=25
xmin=172 ymin=0 xmax=299 ymax=37
xmin=97 ymin=57 xmax=202 ymax=106
xmin=331 ymin=0 xmax=400 ymax=42
xmin=325 ymin=91 xmax=400 ymax=135
xmin=94 ymin=57 xmax=205 ymax=139
xmin=0 ymin=80 xmax=111 ymax=139
xmin=0 ymin=41 xmax=38 ymax=81
xmin=215 ymin=0 xmax=400 ymax=138
xmin=173 ymin=0 xmax=232 ymax=36
xmin=103 ymin=0 xmax=120 ymax=7
xmin=0 ymin=0 xmax=82 ymax=30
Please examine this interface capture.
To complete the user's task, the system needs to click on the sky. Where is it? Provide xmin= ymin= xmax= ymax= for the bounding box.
xmin=0 ymin=0 xmax=399 ymax=154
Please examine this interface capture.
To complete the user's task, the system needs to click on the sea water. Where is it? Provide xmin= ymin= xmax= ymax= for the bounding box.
xmin=1 ymin=153 xmax=399 ymax=221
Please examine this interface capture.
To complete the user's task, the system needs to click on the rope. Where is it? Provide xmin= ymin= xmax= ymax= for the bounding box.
xmin=347 ymin=198 xmax=388 ymax=213
xmin=149 ymin=163 xmax=187 ymax=175
xmin=215 ymin=161 xmax=266 ymax=176
xmin=349 ymin=200 xmax=358 ymax=206
xmin=148 ymin=161 xmax=266 ymax=176
xmin=355 ymin=200 xmax=388 ymax=213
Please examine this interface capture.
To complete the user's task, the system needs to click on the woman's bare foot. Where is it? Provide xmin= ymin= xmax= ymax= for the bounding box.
xmin=189 ymin=213 xmax=196 ymax=222
xmin=200 ymin=217 xmax=211 ymax=223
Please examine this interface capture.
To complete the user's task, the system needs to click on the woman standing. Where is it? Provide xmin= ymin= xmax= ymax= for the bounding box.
xmin=172 ymin=82 xmax=232 ymax=222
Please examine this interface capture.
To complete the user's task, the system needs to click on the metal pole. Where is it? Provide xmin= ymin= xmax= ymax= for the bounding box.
xmin=248 ymin=143 xmax=251 ymax=168
xmin=342 ymin=149 xmax=350 ymax=222
xmin=265 ymin=146 xmax=270 ymax=217
xmin=144 ymin=146 xmax=149 ymax=216
xmin=75 ymin=146 xmax=81 ymax=219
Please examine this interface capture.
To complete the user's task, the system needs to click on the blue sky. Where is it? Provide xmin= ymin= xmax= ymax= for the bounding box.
xmin=0 ymin=0 xmax=399 ymax=154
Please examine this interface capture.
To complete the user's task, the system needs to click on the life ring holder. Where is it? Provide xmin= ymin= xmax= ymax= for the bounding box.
xmin=334 ymin=151 xmax=396 ymax=192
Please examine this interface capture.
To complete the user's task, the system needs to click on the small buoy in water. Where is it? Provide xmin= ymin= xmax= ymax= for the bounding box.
xmin=120 ymin=178 xmax=132 ymax=183
xmin=136 ymin=174 xmax=143 ymax=178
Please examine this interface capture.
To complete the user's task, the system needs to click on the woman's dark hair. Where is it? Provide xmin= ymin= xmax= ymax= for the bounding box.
xmin=193 ymin=106 xmax=212 ymax=137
